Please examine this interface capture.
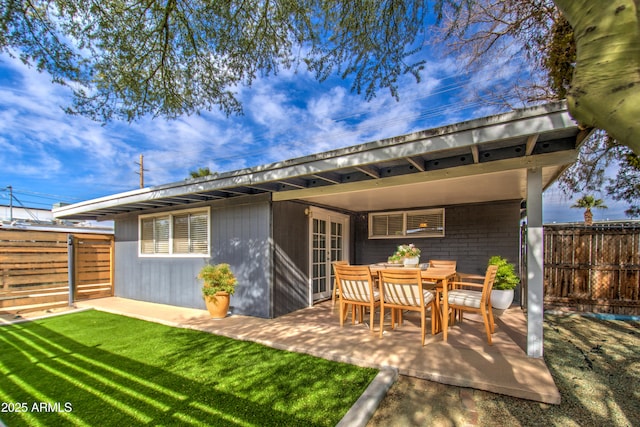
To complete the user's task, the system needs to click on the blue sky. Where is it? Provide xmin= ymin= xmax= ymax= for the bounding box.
xmin=0 ymin=50 xmax=628 ymax=223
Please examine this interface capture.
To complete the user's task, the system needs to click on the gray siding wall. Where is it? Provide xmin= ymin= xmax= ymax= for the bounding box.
xmin=272 ymin=201 xmax=309 ymax=317
xmin=112 ymin=196 xmax=521 ymax=317
xmin=113 ymin=196 xmax=272 ymax=318
xmin=354 ymin=200 xmax=521 ymax=287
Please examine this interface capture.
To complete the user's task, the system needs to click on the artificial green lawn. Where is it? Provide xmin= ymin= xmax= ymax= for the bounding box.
xmin=0 ymin=310 xmax=378 ymax=426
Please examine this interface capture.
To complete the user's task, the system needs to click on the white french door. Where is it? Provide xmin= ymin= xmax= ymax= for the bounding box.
xmin=309 ymin=208 xmax=349 ymax=303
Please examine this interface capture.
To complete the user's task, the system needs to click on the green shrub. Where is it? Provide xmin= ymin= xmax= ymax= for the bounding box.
xmin=199 ymin=263 xmax=237 ymax=296
xmin=488 ymin=256 xmax=520 ymax=290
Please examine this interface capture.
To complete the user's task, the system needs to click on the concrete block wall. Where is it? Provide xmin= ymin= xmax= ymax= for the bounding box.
xmin=354 ymin=200 xmax=522 ymax=277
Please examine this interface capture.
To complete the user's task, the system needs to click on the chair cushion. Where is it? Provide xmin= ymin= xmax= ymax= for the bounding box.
xmin=341 ymin=279 xmax=380 ymax=302
xmin=448 ymin=290 xmax=482 ymax=308
xmin=385 ymin=289 xmax=434 ymax=306
xmin=343 ymin=291 xmax=380 ymax=302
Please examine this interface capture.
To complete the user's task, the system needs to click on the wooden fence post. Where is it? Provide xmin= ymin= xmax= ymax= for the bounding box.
xmin=68 ymin=234 xmax=75 ymax=307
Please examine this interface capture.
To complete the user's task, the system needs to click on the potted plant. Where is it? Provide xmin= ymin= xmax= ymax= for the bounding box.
xmin=488 ymin=256 xmax=520 ymax=310
xmin=388 ymin=244 xmax=421 ymax=266
xmin=199 ymin=263 xmax=237 ymax=318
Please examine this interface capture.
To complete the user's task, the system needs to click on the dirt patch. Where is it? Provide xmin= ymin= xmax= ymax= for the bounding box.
xmin=368 ymin=314 xmax=640 ymax=426
xmin=368 ymin=376 xmax=478 ymax=427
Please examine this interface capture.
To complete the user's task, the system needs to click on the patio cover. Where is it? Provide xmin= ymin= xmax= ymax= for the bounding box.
xmin=53 ymin=100 xmax=589 ymax=358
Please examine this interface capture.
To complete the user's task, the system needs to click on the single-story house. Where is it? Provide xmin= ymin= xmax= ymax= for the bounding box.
xmin=53 ymin=101 xmax=588 ymax=357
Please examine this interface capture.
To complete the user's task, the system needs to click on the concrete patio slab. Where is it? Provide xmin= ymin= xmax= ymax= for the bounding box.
xmin=69 ymin=297 xmax=560 ymax=405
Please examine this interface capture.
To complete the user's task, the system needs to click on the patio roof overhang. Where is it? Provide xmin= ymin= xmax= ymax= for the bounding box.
xmin=53 ymin=101 xmax=587 ymax=221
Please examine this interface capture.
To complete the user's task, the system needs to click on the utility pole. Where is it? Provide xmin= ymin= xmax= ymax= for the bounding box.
xmin=134 ymin=154 xmax=148 ymax=188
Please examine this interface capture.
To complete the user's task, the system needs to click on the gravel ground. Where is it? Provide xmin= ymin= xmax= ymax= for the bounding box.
xmin=367 ymin=313 xmax=640 ymax=427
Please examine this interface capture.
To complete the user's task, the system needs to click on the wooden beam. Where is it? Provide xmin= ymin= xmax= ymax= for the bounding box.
xmin=311 ymin=172 xmax=342 ymax=184
xmin=245 ymin=183 xmax=279 ymax=192
xmin=171 ymin=195 xmax=209 ymax=202
xmin=277 ymin=178 xmax=308 ymax=189
xmin=406 ymin=157 xmax=426 ymax=171
xmin=355 ymin=165 xmax=380 ymax=179
xmin=215 ymin=188 xmax=251 ymax=196
xmin=471 ymin=145 xmax=480 ymax=164
xmin=525 ymin=134 xmax=539 ymax=155
xmin=273 ymin=149 xmax=578 ymax=202
xmin=576 ymin=127 xmax=596 ymax=147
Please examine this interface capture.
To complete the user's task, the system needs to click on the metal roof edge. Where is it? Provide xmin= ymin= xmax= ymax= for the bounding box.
xmin=0 ymin=222 xmax=114 ymax=234
xmin=53 ymin=187 xmax=155 ymax=216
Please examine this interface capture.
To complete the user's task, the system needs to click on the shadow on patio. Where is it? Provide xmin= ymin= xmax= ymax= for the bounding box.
xmin=75 ymin=297 xmax=560 ymax=404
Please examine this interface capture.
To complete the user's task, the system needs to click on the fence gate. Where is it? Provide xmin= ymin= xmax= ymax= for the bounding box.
xmin=72 ymin=234 xmax=114 ymax=301
xmin=0 ymin=230 xmax=69 ymax=313
xmin=0 ymin=229 xmax=114 ymax=314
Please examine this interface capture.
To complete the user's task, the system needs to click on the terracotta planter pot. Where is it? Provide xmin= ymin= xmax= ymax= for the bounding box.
xmin=205 ymin=291 xmax=230 ymax=318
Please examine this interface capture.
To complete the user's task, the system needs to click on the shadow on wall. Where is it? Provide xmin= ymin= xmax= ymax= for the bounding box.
xmin=206 ymin=237 xmax=272 ymax=319
xmin=273 ymin=242 xmax=309 ymax=317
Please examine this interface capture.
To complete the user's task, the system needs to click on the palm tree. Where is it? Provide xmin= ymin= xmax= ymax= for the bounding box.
xmin=188 ymin=167 xmax=213 ymax=179
xmin=571 ymin=195 xmax=608 ymax=225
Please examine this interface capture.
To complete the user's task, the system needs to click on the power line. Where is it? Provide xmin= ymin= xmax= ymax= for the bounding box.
xmin=8 ymin=188 xmax=84 ymax=202
xmin=1 ymin=185 xmax=43 ymax=221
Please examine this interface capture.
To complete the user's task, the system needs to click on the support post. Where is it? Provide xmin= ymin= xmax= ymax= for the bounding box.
xmin=7 ymin=185 xmax=13 ymax=221
xmin=68 ymin=234 xmax=75 ymax=307
xmin=526 ymin=168 xmax=544 ymax=358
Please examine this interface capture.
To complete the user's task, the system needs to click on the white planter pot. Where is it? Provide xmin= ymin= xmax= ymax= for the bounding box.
xmin=491 ymin=289 xmax=515 ymax=310
xmin=403 ymin=257 xmax=420 ymax=267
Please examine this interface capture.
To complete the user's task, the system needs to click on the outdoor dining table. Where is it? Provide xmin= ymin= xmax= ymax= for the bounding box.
xmin=369 ymin=264 xmax=457 ymax=334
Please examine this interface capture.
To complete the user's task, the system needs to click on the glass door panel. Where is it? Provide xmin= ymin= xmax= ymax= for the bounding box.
xmin=312 ymin=218 xmax=328 ymax=295
xmin=310 ymin=209 xmax=349 ymax=301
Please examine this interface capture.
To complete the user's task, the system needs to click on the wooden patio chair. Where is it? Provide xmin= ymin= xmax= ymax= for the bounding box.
xmin=429 ymin=259 xmax=457 ymax=270
xmin=378 ymin=268 xmax=436 ymax=346
xmin=334 ymin=264 xmax=380 ymax=331
xmin=331 ymin=260 xmax=349 ymax=307
xmin=424 ymin=259 xmax=457 ymax=292
xmin=442 ymin=265 xmax=499 ymax=344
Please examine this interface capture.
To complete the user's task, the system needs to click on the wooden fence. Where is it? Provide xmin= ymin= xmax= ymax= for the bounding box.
xmin=0 ymin=229 xmax=114 ymax=314
xmin=543 ymin=223 xmax=640 ymax=315
xmin=72 ymin=233 xmax=115 ymax=301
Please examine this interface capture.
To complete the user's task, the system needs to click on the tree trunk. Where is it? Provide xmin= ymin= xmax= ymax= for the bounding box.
xmin=584 ymin=208 xmax=593 ymax=225
xmin=554 ymin=0 xmax=640 ymax=154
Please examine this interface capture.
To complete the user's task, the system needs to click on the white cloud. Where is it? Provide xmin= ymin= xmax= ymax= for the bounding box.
xmin=2 ymin=52 xmax=449 ymax=198
xmin=307 ymin=86 xmax=348 ymax=124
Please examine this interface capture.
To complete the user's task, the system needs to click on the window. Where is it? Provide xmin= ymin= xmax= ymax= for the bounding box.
xmin=140 ymin=208 xmax=210 ymax=256
xmin=369 ymin=208 xmax=445 ymax=239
